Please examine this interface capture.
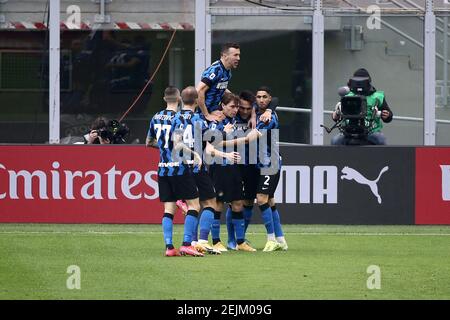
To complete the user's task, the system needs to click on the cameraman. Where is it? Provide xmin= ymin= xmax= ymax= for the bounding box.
xmin=83 ymin=117 xmax=111 ymax=144
xmin=331 ymin=68 xmax=393 ymax=145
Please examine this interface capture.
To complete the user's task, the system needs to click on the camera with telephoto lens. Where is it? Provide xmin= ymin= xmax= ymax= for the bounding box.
xmin=337 ymin=75 xmax=380 ymax=143
xmin=321 ymin=76 xmax=379 ymax=145
xmin=339 ymin=95 xmax=369 ymax=139
xmin=97 ymin=120 xmax=130 ymax=144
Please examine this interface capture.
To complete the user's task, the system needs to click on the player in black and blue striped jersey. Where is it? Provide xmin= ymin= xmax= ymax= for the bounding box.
xmin=196 ymin=43 xmax=239 ymax=123
xmin=254 ymin=86 xmax=287 ymax=252
xmin=207 ymin=92 xmax=261 ymax=252
xmin=173 ymin=86 xmax=241 ymax=254
xmin=225 ymin=90 xmax=260 ymax=250
xmin=146 ymin=86 xmax=204 ymax=257
xmin=196 ymin=43 xmax=274 ymax=128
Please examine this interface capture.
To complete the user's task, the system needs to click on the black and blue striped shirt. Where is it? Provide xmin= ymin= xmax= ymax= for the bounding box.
xmin=201 ymin=60 xmax=232 ymax=112
xmin=208 ymin=116 xmax=238 ymax=166
xmin=234 ymin=113 xmax=253 ymax=165
xmin=147 ymin=109 xmax=189 ymax=177
xmin=173 ymin=109 xmax=209 ymax=174
xmin=256 ymin=111 xmax=282 ymax=170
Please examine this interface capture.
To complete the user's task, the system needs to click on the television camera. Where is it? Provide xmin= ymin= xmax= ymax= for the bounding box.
xmin=321 ymin=76 xmax=381 ymax=145
xmin=96 ymin=119 xmax=130 ymax=144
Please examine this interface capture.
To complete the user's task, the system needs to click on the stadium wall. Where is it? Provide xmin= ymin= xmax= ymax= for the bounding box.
xmin=0 ymin=145 xmax=449 ymax=225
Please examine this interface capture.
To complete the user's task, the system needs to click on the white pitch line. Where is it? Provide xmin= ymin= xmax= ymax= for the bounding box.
xmin=0 ymin=231 xmax=151 ymax=235
xmin=1 ymin=231 xmax=450 ymax=236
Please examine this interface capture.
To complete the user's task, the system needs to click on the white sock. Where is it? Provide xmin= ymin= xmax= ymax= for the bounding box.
xmin=267 ymin=233 xmax=276 ymax=241
xmin=276 ymin=236 xmax=286 ymax=244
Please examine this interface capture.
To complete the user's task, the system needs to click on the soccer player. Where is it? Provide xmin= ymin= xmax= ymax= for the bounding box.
xmin=226 ymin=90 xmax=259 ymax=250
xmin=196 ymin=43 xmax=241 ymax=123
xmin=173 ymin=86 xmax=240 ymax=255
xmin=146 ymin=86 xmax=204 ymax=257
xmin=255 ymin=86 xmax=288 ymax=251
xmin=196 ymin=43 xmax=272 ymax=128
xmin=207 ymin=92 xmax=260 ymax=252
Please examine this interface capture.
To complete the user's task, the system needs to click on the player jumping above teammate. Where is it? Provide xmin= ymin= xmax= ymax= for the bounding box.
xmin=196 ymin=43 xmax=240 ymax=123
xmin=196 ymin=43 xmax=272 ymax=128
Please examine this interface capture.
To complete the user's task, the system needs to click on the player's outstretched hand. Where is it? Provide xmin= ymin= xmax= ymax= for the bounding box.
xmin=193 ymin=152 xmax=203 ymax=168
xmin=225 ymin=151 xmax=241 ymax=164
xmin=259 ymin=110 xmax=272 ymax=123
xmin=247 ymin=129 xmax=262 ymax=142
xmin=223 ymin=123 xmax=234 ymax=134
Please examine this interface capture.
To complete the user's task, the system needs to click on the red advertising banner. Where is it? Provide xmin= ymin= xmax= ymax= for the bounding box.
xmin=0 ymin=146 xmax=184 ymax=223
xmin=3 ymin=145 xmax=450 ymax=225
xmin=416 ymin=147 xmax=450 ymax=224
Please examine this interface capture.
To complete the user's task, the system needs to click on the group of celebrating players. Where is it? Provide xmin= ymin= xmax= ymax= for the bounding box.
xmin=146 ymin=43 xmax=288 ymax=256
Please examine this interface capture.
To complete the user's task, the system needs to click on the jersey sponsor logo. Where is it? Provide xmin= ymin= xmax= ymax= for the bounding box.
xmin=158 ymin=162 xmax=180 ymax=168
xmin=275 ymin=165 xmax=389 ymax=204
xmin=235 ymin=123 xmax=249 ymax=131
xmin=216 ymin=81 xmax=228 ymax=90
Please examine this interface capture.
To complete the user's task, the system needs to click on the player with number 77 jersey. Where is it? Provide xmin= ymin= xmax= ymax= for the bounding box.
xmin=146 ymin=86 xmax=204 ymax=257
xmin=147 ymin=108 xmax=195 ymax=177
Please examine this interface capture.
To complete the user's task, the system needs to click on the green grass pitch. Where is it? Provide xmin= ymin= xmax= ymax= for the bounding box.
xmin=0 ymin=224 xmax=449 ymax=300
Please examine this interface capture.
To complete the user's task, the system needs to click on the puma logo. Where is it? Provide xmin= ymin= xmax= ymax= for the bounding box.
xmin=341 ymin=166 xmax=389 ymax=204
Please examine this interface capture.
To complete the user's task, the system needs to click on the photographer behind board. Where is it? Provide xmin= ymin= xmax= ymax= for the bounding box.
xmin=83 ymin=117 xmax=130 ymax=144
xmin=331 ymin=68 xmax=393 ymax=145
